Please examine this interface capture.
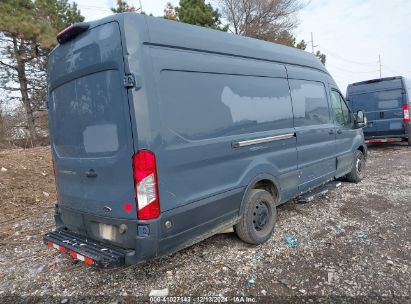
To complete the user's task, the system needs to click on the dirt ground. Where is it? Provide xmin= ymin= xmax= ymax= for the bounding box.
xmin=0 ymin=144 xmax=410 ymax=303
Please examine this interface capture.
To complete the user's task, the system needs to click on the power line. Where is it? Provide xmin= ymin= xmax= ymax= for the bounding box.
xmin=79 ymin=1 xmax=144 ymax=13
xmin=326 ymin=63 xmax=379 ymax=74
xmin=319 ymin=46 xmax=378 ymax=66
xmin=77 ymin=5 xmax=112 ymax=12
xmin=381 ymin=64 xmax=410 ymax=76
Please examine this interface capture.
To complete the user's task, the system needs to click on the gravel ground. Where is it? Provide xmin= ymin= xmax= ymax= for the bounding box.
xmin=0 ymin=144 xmax=410 ymax=303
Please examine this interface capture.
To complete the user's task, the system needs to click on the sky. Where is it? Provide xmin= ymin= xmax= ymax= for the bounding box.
xmin=73 ymin=0 xmax=411 ymax=93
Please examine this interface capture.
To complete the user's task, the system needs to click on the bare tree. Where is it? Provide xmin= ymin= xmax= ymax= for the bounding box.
xmin=219 ymin=0 xmax=302 ymax=44
xmin=164 ymin=2 xmax=177 ymax=20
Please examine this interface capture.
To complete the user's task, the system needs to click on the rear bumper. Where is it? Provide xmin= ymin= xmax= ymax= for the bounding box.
xmin=365 ymin=138 xmax=404 ymax=143
xmin=45 ymin=204 xmax=161 ymax=267
xmin=45 ymin=188 xmax=243 ymax=267
xmin=43 ymin=225 xmax=161 ymax=267
xmin=44 ymin=230 xmax=128 ymax=268
xmin=364 ymin=123 xmax=410 ymax=141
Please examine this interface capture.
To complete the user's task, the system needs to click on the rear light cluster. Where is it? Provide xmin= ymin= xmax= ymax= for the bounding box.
xmin=132 ymin=150 xmax=160 ymax=220
xmin=403 ymin=104 xmax=410 ymax=123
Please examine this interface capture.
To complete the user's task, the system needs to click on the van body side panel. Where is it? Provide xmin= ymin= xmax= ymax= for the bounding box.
xmin=286 ymin=66 xmax=337 ymax=192
xmin=148 ymin=47 xmax=299 ymax=246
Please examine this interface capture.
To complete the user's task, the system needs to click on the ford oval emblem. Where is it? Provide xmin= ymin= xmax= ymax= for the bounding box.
xmin=103 ymin=206 xmax=112 ymax=213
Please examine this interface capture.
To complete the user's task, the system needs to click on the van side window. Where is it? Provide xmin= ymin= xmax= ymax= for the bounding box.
xmin=289 ymin=80 xmax=330 ymax=127
xmin=159 ymin=71 xmax=294 ymax=140
xmin=331 ymin=90 xmax=352 ymax=128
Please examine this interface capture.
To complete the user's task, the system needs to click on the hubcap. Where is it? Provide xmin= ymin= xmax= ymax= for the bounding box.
xmin=356 ymin=157 xmax=363 ymax=174
xmin=253 ymin=201 xmax=269 ymax=231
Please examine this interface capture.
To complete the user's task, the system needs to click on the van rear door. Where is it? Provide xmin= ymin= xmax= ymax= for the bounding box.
xmin=48 ymin=22 xmax=137 ymax=228
xmin=373 ymin=89 xmax=405 ymax=136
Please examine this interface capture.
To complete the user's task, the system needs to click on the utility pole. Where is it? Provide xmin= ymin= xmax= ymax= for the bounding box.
xmin=137 ymin=0 xmax=143 ymax=12
xmin=378 ymin=54 xmax=382 ymax=78
xmin=309 ymin=32 xmax=318 ymax=54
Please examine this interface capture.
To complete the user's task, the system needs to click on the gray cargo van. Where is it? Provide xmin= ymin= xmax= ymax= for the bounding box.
xmin=44 ymin=13 xmax=367 ymax=268
xmin=346 ymin=76 xmax=411 ymax=145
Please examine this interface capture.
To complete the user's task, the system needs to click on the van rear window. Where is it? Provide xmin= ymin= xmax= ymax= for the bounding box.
xmin=50 ymin=70 xmax=125 ymax=158
xmin=350 ymin=89 xmax=402 ymax=111
xmin=158 ymin=71 xmax=294 ymax=140
xmin=375 ymin=90 xmax=402 ymax=109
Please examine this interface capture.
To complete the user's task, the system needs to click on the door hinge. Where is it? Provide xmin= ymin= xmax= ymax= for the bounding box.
xmin=123 ymin=74 xmax=135 ymax=88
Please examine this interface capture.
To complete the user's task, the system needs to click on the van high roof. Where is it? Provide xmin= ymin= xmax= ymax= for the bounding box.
xmin=347 ymin=76 xmax=407 ymax=95
xmin=348 ymin=76 xmax=404 ymax=87
xmin=65 ymin=13 xmax=328 ymax=75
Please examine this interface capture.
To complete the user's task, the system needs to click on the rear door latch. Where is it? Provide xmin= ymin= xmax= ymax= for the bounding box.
xmin=123 ymin=74 xmax=135 ymax=88
xmin=123 ymin=74 xmax=142 ymax=90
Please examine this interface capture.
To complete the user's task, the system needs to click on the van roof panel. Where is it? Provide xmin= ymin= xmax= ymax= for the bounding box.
xmin=85 ymin=13 xmax=328 ymax=75
xmin=347 ymin=76 xmax=405 ymax=95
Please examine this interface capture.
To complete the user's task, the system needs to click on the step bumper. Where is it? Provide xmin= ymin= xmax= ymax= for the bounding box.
xmin=44 ymin=230 xmax=129 ymax=268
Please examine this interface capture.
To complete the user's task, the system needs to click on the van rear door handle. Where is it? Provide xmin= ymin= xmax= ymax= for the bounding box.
xmin=85 ymin=169 xmax=97 ymax=178
xmin=380 ymin=112 xmax=384 ymax=118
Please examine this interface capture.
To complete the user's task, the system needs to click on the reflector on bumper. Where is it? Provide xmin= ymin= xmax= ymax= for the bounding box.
xmin=47 ymin=240 xmax=94 ymax=265
xmin=366 ymin=138 xmax=402 ymax=143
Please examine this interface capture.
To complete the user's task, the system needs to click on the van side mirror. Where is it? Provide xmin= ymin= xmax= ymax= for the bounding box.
xmin=355 ymin=110 xmax=367 ymax=128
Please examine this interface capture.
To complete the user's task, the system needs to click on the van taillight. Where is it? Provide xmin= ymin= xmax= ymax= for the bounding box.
xmin=403 ymin=104 xmax=410 ymax=123
xmin=132 ymin=150 xmax=160 ymax=220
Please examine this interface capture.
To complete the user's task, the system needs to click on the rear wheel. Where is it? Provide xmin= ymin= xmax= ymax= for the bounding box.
xmin=406 ymin=123 xmax=411 ymax=146
xmin=235 ymin=189 xmax=277 ymax=245
xmin=345 ymin=150 xmax=366 ymax=183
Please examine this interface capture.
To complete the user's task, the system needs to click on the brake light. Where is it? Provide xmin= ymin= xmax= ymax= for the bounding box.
xmin=403 ymin=104 xmax=410 ymax=123
xmin=57 ymin=22 xmax=89 ymax=44
xmin=132 ymin=150 xmax=160 ymax=220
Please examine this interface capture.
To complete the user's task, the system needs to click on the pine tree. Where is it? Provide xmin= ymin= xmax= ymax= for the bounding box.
xmin=175 ymin=0 xmax=227 ymax=31
xmin=0 ymin=0 xmax=84 ymax=145
xmin=295 ymin=39 xmax=326 ymax=64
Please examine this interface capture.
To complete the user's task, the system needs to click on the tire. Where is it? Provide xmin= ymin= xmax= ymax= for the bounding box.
xmin=345 ymin=150 xmax=366 ymax=183
xmin=235 ymin=189 xmax=277 ymax=245
xmin=406 ymin=123 xmax=411 ymax=146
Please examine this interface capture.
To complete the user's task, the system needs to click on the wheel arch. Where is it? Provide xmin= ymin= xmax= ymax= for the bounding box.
xmin=239 ymin=174 xmax=280 ymax=216
xmin=357 ymin=144 xmax=368 ymax=159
